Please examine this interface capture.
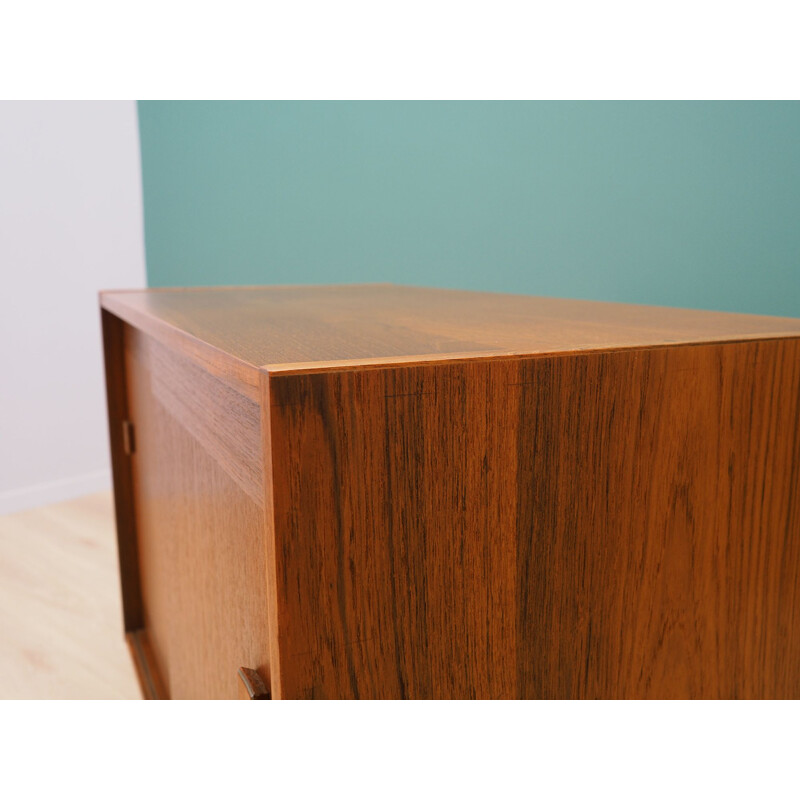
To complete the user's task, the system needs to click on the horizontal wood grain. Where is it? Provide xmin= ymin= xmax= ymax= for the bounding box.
xmin=264 ymin=338 xmax=800 ymax=699
xmin=127 ymin=330 xmax=264 ymax=506
xmin=101 ymin=291 xmax=261 ymax=401
xmin=124 ymin=325 xmax=271 ymax=699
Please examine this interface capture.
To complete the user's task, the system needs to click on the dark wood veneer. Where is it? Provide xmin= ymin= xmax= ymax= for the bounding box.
xmin=101 ymin=285 xmax=800 ymax=699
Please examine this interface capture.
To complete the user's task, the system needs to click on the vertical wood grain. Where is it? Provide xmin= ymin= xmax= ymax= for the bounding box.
xmin=266 ymin=339 xmax=800 ymax=699
xmin=513 ymin=341 xmax=800 ymax=698
xmin=267 ymin=363 xmax=519 ymax=698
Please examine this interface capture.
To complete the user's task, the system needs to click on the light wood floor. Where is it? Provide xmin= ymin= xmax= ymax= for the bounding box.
xmin=0 ymin=491 xmax=141 ymax=699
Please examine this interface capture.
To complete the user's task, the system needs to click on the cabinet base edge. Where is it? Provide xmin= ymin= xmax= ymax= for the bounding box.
xmin=126 ymin=629 xmax=166 ymax=700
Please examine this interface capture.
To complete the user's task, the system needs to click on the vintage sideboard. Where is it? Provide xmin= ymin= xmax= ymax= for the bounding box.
xmin=100 ymin=285 xmax=800 ymax=699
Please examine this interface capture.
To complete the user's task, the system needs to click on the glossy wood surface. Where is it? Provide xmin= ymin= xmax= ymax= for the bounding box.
xmin=101 ymin=285 xmax=800 ymax=378
xmin=265 ymin=339 xmax=800 ymax=698
xmin=134 ymin=332 xmax=264 ymax=507
xmin=123 ymin=325 xmax=270 ymax=699
xmin=99 ymin=285 xmax=800 ymax=699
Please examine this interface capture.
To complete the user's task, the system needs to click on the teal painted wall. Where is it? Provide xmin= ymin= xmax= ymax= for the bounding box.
xmin=138 ymin=101 xmax=800 ymax=316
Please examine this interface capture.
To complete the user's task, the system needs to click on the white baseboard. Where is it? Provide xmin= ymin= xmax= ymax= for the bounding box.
xmin=0 ymin=470 xmax=112 ymax=516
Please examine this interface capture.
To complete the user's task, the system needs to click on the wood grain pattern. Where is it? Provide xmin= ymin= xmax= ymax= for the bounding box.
xmin=264 ymin=339 xmax=800 ymax=699
xmin=101 ymin=285 xmax=800 ymax=376
xmin=124 ymin=325 xmax=270 ymax=699
xmin=100 ymin=286 xmax=800 ymax=699
xmin=128 ymin=330 xmax=264 ymax=506
xmin=102 ymin=291 xmax=262 ymax=401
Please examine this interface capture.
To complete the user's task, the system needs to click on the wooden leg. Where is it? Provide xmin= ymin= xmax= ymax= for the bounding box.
xmin=237 ymin=667 xmax=271 ymax=700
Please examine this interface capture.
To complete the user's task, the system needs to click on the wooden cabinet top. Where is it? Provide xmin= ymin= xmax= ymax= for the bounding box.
xmin=101 ymin=284 xmax=800 ymax=396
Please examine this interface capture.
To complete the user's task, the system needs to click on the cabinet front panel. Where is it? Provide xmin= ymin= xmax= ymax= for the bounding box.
xmin=124 ymin=325 xmax=270 ymax=699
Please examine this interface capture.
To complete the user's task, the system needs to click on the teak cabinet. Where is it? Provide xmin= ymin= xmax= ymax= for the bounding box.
xmin=100 ymin=285 xmax=800 ymax=699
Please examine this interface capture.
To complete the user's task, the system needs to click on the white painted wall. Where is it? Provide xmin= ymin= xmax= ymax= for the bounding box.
xmin=0 ymin=102 xmax=147 ymax=514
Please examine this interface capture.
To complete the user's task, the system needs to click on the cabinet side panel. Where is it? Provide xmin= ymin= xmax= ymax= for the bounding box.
xmin=124 ymin=325 xmax=270 ymax=699
xmin=268 ymin=339 xmax=800 ymax=699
